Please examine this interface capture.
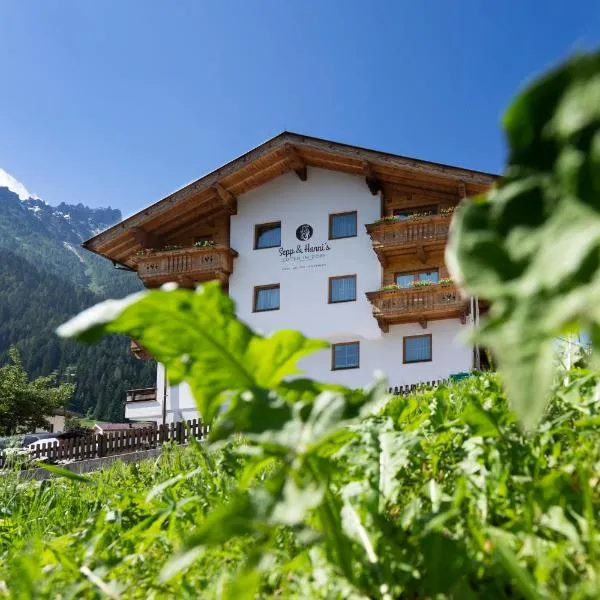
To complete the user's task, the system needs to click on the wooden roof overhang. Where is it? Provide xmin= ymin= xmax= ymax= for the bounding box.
xmin=82 ymin=132 xmax=498 ymax=269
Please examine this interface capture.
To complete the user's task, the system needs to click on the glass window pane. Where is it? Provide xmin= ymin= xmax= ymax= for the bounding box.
xmin=404 ymin=336 xmax=432 ymax=363
xmin=333 ymin=342 xmax=359 ymax=369
xmin=255 ymin=286 xmax=280 ymax=311
xmin=395 ymin=273 xmax=415 ymax=288
xmin=256 ymin=224 xmax=281 ymax=249
xmin=393 ymin=205 xmax=438 ymax=219
xmin=393 ymin=209 xmax=411 ymax=221
xmin=331 ymin=213 xmax=357 ymax=239
xmin=418 ymin=270 xmax=439 ymax=283
xmin=330 ymin=276 xmax=356 ymax=302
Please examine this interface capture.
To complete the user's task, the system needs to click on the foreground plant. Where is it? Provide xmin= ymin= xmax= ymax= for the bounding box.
xmin=52 ymin=282 xmax=600 ymax=598
xmin=25 ymin=50 xmax=600 ymax=598
xmin=447 ymin=52 xmax=600 ymax=427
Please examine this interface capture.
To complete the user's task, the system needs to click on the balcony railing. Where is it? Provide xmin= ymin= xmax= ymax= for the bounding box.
xmin=365 ymin=215 xmax=451 ymax=263
xmin=126 ymin=387 xmax=158 ymax=403
xmin=136 ymin=246 xmax=237 ymax=288
xmin=366 ymin=283 xmax=469 ymax=332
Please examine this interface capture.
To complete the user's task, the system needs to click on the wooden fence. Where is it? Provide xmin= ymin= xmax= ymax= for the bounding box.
xmin=0 ymin=419 xmax=208 ymax=468
xmin=388 ymin=378 xmax=450 ymax=396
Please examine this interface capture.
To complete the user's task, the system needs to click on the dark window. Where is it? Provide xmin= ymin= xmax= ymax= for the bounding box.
xmin=393 ymin=205 xmax=438 ymax=220
xmin=403 ymin=334 xmax=432 ymax=363
xmin=253 ymin=284 xmax=280 ymax=312
xmin=255 ymin=222 xmax=281 ymax=249
xmin=329 ymin=212 xmax=357 ymax=239
xmin=395 ymin=269 xmax=439 ymax=288
xmin=332 ymin=342 xmax=360 ymax=370
xmin=329 ymin=275 xmax=357 ymax=303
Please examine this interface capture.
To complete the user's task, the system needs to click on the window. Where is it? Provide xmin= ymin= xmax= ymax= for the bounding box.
xmin=395 ymin=269 xmax=439 ymax=288
xmin=253 ymin=284 xmax=280 ymax=312
xmin=329 ymin=211 xmax=357 ymax=239
xmin=393 ymin=205 xmax=438 ymax=220
xmin=329 ymin=275 xmax=357 ymax=303
xmin=332 ymin=342 xmax=360 ymax=370
xmin=403 ymin=334 xmax=432 ymax=363
xmin=254 ymin=222 xmax=281 ymax=249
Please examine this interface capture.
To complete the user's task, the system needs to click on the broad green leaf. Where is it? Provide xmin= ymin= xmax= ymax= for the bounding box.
xmin=57 ymin=282 xmax=327 ymax=424
xmin=447 ymin=52 xmax=600 ymax=427
xmin=379 ymin=429 xmax=420 ymax=504
xmin=490 ymin=534 xmax=545 ymax=600
xmin=271 ymin=476 xmax=325 ymax=525
xmin=462 ymin=398 xmax=503 ymax=437
xmin=340 ymin=501 xmax=378 ymax=564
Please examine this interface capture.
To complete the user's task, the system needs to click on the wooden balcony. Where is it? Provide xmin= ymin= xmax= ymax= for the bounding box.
xmin=366 ymin=284 xmax=469 ymax=332
xmin=365 ymin=215 xmax=451 ymax=265
xmin=136 ymin=246 xmax=237 ymax=288
xmin=126 ymin=387 xmax=157 ymax=403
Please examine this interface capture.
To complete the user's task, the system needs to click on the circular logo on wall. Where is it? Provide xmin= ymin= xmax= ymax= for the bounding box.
xmin=296 ymin=224 xmax=313 ymax=241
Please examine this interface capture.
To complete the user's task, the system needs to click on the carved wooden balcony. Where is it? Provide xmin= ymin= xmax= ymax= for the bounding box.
xmin=365 ymin=215 xmax=451 ymax=265
xmin=136 ymin=246 xmax=237 ymax=288
xmin=126 ymin=387 xmax=157 ymax=403
xmin=366 ymin=283 xmax=469 ymax=332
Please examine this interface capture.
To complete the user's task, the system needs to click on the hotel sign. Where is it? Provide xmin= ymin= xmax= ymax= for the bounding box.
xmin=281 ymin=223 xmax=331 ymax=271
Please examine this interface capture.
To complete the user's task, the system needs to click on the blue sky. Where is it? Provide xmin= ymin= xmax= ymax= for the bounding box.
xmin=0 ymin=1 xmax=598 ymax=214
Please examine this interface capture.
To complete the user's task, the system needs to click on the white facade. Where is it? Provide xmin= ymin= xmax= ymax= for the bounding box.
xmin=126 ymin=168 xmax=473 ymax=423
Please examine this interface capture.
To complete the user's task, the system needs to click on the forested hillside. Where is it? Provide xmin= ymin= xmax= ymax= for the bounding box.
xmin=0 ymin=183 xmax=153 ymax=421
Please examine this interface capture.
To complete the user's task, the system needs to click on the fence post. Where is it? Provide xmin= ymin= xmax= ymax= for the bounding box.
xmin=98 ymin=434 xmax=106 ymax=458
xmin=176 ymin=421 xmax=184 ymax=445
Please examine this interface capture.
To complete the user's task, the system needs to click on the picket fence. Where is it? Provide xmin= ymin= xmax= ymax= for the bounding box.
xmin=387 ymin=378 xmax=451 ymax=396
xmin=0 ymin=419 xmax=208 ymax=468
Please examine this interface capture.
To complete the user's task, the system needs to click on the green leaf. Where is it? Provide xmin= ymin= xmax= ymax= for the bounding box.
xmin=447 ymin=52 xmax=600 ymax=427
xmin=491 ymin=535 xmax=544 ymax=600
xmin=340 ymin=501 xmax=378 ymax=564
xmin=462 ymin=398 xmax=502 ymax=437
xmin=37 ymin=462 xmax=94 ymax=484
xmin=58 ymin=282 xmax=327 ymax=424
xmin=379 ymin=429 xmax=420 ymax=504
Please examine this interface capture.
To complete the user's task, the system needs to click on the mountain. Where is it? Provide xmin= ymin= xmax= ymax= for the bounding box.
xmin=0 ymin=172 xmax=154 ymax=421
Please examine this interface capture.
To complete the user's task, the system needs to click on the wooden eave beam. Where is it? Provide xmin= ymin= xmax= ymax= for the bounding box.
xmin=83 ymin=132 xmax=496 ymax=256
xmin=151 ymin=197 xmax=222 ymax=237
xmin=458 ymin=181 xmax=467 ymax=199
xmin=285 ymin=146 xmax=308 ymax=181
xmin=363 ymin=162 xmax=382 ymax=196
xmin=213 ymin=183 xmax=238 ymax=215
xmin=159 ymin=206 xmax=228 ymax=241
xmin=133 ymin=227 xmax=164 ymax=249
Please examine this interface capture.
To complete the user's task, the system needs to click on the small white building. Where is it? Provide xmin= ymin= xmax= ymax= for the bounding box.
xmin=84 ymin=133 xmax=496 ymax=424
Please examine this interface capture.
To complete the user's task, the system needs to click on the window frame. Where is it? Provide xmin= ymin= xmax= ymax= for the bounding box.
xmin=394 ymin=268 xmax=440 ymax=287
xmin=403 ymin=334 xmax=433 ymax=364
xmin=253 ymin=284 xmax=281 ymax=313
xmin=328 ymin=211 xmax=358 ymax=240
xmin=328 ymin=274 xmax=357 ymax=304
xmin=331 ymin=341 xmax=360 ymax=371
xmin=254 ymin=221 xmax=282 ymax=250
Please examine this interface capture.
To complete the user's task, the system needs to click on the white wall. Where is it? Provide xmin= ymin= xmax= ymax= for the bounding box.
xmin=126 ymin=167 xmax=473 ymax=423
xmin=229 ymin=168 xmax=382 ymax=340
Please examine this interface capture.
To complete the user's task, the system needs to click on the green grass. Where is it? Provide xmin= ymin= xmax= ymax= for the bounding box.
xmin=1 ymin=372 xmax=599 ymax=598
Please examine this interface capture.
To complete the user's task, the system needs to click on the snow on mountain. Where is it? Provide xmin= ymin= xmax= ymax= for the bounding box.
xmin=0 ymin=168 xmax=122 ymax=245
xmin=0 ymin=168 xmax=41 ymax=201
